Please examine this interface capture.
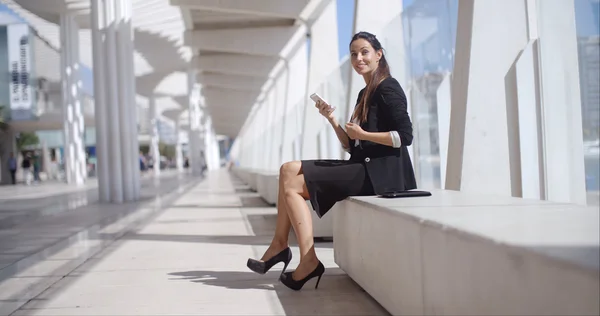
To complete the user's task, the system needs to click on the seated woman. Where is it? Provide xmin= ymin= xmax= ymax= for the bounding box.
xmin=247 ymin=31 xmax=416 ymax=291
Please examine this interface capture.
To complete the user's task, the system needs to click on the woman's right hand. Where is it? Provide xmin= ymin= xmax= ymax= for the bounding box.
xmin=315 ymin=100 xmax=335 ymax=121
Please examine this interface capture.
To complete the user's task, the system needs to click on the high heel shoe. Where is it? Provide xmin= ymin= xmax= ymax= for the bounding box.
xmin=279 ymin=261 xmax=325 ymax=291
xmin=247 ymin=247 xmax=292 ymax=275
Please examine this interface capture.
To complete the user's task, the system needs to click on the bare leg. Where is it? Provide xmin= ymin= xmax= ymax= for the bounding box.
xmin=259 ymin=174 xmax=292 ymax=261
xmin=279 ymin=161 xmax=320 ymax=280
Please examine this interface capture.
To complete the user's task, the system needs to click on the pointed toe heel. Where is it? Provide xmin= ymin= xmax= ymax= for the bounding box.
xmin=279 ymin=261 xmax=325 ymax=291
xmin=247 ymin=247 xmax=292 ymax=275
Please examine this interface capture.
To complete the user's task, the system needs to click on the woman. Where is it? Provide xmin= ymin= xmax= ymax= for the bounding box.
xmin=247 ymin=31 xmax=416 ymax=290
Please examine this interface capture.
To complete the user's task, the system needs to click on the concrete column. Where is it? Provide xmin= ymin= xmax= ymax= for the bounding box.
xmin=264 ymin=89 xmax=277 ymax=170
xmin=280 ymin=42 xmax=308 ymax=165
xmin=445 ymin=0 xmax=529 ymax=197
xmin=148 ymin=96 xmax=160 ymax=176
xmin=41 ymin=142 xmax=51 ymax=175
xmin=187 ymin=67 xmax=203 ymax=176
xmin=122 ymin=0 xmax=140 ymax=199
xmin=90 ymin=0 xmax=110 ymax=202
xmin=278 ymin=61 xmax=292 ymax=166
xmin=536 ymin=0 xmax=586 ymax=204
xmin=90 ymin=0 xmax=139 ymax=203
xmin=60 ymin=13 xmax=86 ymax=186
xmin=301 ymin=0 xmax=340 ymax=160
xmin=114 ymin=0 xmax=134 ymax=200
xmin=204 ymin=118 xmax=220 ymax=170
xmin=175 ymin=120 xmax=184 ymax=172
xmin=436 ymin=74 xmax=452 ymax=189
xmin=103 ymin=0 xmax=123 ymax=203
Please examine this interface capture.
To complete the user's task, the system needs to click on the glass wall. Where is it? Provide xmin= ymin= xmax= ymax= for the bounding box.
xmin=574 ymin=0 xmax=600 ymax=205
xmin=398 ymin=0 xmax=458 ymax=189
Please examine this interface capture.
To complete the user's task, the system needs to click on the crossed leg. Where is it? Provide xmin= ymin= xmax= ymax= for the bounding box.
xmin=259 ymin=171 xmax=292 ymax=261
xmin=259 ymin=161 xmax=320 ymax=280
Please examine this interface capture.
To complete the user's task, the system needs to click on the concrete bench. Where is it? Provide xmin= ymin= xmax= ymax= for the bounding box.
xmin=332 ymin=189 xmax=599 ymax=315
xmin=231 ymin=167 xmax=258 ymax=192
xmin=246 ymin=170 xmax=259 ymax=192
xmin=230 ymin=166 xmax=250 ymax=186
xmin=256 ymin=171 xmax=279 ymax=205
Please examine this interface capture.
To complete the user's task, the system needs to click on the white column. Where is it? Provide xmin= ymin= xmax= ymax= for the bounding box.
xmin=436 ymin=74 xmax=452 ymax=189
xmin=204 ymin=118 xmax=220 ymax=170
xmin=91 ymin=0 xmax=110 ymax=202
xmin=175 ymin=120 xmax=184 ymax=172
xmin=279 ymin=61 xmax=292 ymax=166
xmin=536 ymin=0 xmax=587 ymax=204
xmin=60 ymin=13 xmax=86 ymax=186
xmin=187 ymin=67 xmax=202 ymax=176
xmin=301 ymin=0 xmax=340 ymax=160
xmin=148 ymin=96 xmax=160 ymax=176
xmin=445 ymin=0 xmax=529 ymax=196
xmin=103 ymin=0 xmax=123 ymax=203
xmin=115 ymin=0 xmax=134 ymax=200
xmin=123 ymin=0 xmax=140 ymax=199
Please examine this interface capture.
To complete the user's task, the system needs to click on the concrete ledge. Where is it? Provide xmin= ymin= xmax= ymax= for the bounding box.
xmin=230 ymin=166 xmax=249 ymax=185
xmin=231 ymin=167 xmax=260 ymax=193
xmin=333 ymin=189 xmax=600 ymax=315
xmin=310 ymin=200 xmax=333 ymax=239
xmin=256 ymin=172 xmax=279 ymax=205
xmin=248 ymin=171 xmax=258 ymax=192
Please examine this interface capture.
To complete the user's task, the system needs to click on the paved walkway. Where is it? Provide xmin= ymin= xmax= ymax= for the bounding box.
xmin=6 ymin=170 xmax=388 ymax=315
xmin=0 ymin=171 xmax=198 ymax=315
xmin=0 ymin=170 xmax=181 ymax=201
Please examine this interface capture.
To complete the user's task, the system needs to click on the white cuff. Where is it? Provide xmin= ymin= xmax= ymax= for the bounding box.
xmin=390 ymin=131 xmax=401 ymax=148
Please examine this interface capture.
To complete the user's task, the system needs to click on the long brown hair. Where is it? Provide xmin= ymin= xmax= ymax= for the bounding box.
xmin=350 ymin=32 xmax=391 ymax=123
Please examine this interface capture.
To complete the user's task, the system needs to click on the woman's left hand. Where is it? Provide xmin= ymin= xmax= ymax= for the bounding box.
xmin=345 ymin=122 xmax=365 ymax=140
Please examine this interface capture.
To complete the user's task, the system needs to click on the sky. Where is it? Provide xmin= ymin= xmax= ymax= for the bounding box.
xmin=336 ymin=0 xmax=355 ymax=61
xmin=575 ymin=0 xmax=600 ymax=36
xmin=0 ymin=5 xmax=24 ymax=25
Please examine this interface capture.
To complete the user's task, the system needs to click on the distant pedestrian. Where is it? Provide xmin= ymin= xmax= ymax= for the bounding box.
xmin=21 ymin=153 xmax=32 ymax=185
xmin=7 ymin=152 xmax=17 ymax=185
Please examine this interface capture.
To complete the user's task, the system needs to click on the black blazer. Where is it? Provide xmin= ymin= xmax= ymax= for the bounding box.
xmin=348 ymin=77 xmax=417 ymax=194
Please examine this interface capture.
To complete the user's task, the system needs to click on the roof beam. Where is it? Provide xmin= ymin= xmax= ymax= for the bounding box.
xmin=184 ymin=25 xmax=300 ymax=56
xmin=203 ymin=86 xmax=261 ymax=98
xmin=194 ymin=54 xmax=279 ymax=77
xmin=170 ymin=0 xmax=309 ymax=19
xmin=198 ymin=73 xmax=267 ymax=92
xmin=203 ymin=88 xmax=259 ymax=108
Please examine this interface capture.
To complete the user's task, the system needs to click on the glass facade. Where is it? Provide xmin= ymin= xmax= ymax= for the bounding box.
xmin=574 ymin=0 xmax=600 ymax=198
xmin=399 ymin=0 xmax=458 ymax=189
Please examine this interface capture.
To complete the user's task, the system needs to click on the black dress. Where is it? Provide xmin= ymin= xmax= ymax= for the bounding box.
xmin=301 ymin=77 xmax=416 ymax=218
xmin=302 ymin=158 xmax=374 ymax=218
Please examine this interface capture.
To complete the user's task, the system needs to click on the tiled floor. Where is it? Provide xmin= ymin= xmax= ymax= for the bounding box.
xmin=6 ymin=170 xmax=388 ymax=315
xmin=0 ymin=171 xmax=199 ymax=315
xmin=0 ymin=170 xmax=179 ymax=201
xmin=0 ymin=171 xmax=188 ymax=271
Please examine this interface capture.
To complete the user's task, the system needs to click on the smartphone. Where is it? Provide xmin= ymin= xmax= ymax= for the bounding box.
xmin=310 ymin=93 xmax=335 ymax=111
xmin=379 ymin=190 xmax=432 ymax=198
